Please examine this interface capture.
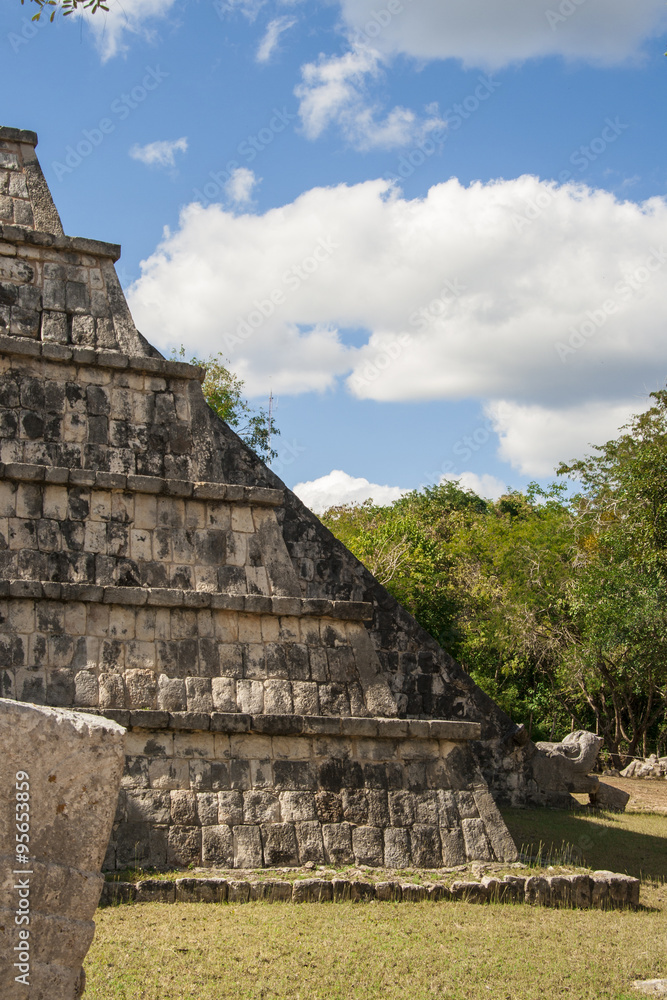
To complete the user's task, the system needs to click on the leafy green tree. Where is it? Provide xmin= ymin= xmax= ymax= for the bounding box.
xmin=173 ymin=349 xmax=279 ymax=463
xmin=557 ymin=390 xmax=667 ymax=762
xmin=324 ymin=395 xmax=667 ymax=762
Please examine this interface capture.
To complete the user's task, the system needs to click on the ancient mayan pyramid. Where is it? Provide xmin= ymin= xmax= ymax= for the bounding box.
xmin=0 ymin=126 xmax=560 ymax=872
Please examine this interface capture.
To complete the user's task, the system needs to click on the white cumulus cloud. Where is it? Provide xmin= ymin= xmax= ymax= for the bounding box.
xmin=338 ymin=0 xmax=667 ymax=69
xmin=257 ymin=15 xmax=297 ymax=61
xmin=128 ymin=175 xmax=667 ymax=478
xmin=440 ymin=472 xmax=508 ymax=500
xmin=130 ymin=137 xmax=188 ymax=169
xmin=77 ymin=0 xmax=178 ymax=61
xmin=225 ymin=167 xmax=259 ymax=205
xmin=293 ymin=469 xmax=408 ymax=513
xmin=485 ymin=398 xmax=650 ymax=477
xmin=295 ymin=43 xmax=445 ymax=150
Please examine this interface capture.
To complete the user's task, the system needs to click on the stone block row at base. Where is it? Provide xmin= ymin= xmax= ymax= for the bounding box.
xmin=101 ymin=870 xmax=640 ymax=909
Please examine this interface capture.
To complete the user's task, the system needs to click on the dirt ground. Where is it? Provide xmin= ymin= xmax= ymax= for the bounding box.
xmin=587 ymin=775 xmax=667 ymax=814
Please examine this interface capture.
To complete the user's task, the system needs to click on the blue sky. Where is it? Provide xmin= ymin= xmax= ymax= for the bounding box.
xmin=2 ymin=0 xmax=667 ymax=510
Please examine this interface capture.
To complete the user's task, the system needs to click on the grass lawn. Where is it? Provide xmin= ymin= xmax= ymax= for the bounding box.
xmin=85 ymin=796 xmax=667 ymax=1000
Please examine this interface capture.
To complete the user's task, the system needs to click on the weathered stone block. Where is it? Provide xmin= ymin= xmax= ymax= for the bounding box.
xmin=280 ymin=790 xmax=316 ymax=822
xmin=233 ymin=825 xmax=263 ymax=868
xmin=126 ymin=789 xmax=171 ymax=824
xmin=167 ymin=825 xmax=201 ymax=867
xmin=244 ymin=789 xmax=280 ymax=824
xmin=218 ymin=790 xmax=243 ymax=826
xmin=384 ymin=827 xmax=411 ymax=868
xmin=461 ymin=818 xmax=493 ymax=861
xmin=294 ymin=820 xmax=326 ymax=864
xmin=261 ymin=822 xmax=299 ymax=866
xmin=202 ymin=825 xmax=234 ymax=867
xmin=0 ymin=699 xmax=125 ymax=1000
xmin=322 ymin=822 xmax=354 ymax=865
xmin=410 ymin=824 xmax=442 ymax=867
xmin=352 ymin=825 xmax=384 ymax=866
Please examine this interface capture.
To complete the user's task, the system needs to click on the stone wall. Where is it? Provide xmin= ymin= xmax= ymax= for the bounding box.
xmin=100 ymin=712 xmax=513 ymax=871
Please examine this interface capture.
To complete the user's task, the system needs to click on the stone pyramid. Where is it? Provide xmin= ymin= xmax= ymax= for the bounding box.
xmin=0 ymin=126 xmax=532 ymax=871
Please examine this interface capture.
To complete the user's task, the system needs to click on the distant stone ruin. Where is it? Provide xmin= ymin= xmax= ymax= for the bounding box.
xmin=0 ymin=126 xmax=587 ymax=872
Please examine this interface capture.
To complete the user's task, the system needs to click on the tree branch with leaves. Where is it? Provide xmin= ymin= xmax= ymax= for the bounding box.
xmin=22 ymin=0 xmax=108 ymax=22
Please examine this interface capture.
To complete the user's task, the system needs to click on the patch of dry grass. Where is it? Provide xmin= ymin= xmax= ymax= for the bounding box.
xmin=85 ymin=886 xmax=667 ymax=1000
xmin=503 ymin=806 xmax=667 ymax=881
xmin=602 ymin=777 xmax=667 ymax=815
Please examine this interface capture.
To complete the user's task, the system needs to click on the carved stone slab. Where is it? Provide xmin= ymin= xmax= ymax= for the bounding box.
xmin=0 ymin=698 xmax=125 ymax=999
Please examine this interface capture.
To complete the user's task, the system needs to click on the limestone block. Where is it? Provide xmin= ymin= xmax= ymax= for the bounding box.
xmin=352 ymin=825 xmax=384 ymax=866
xmin=388 ymin=790 xmax=415 ymax=827
xmin=261 ymin=822 xmax=299 ymax=866
xmin=292 ymin=680 xmax=319 ymax=715
xmin=322 ymin=822 xmax=354 ymax=865
xmin=250 ymin=879 xmax=292 ymax=902
xmin=167 ymin=826 xmax=201 ymax=867
xmin=0 ymin=698 xmax=125 ymax=1000
xmin=401 ymin=883 xmax=428 ymax=902
xmin=218 ymin=791 xmax=243 ymax=826
xmin=590 ymin=781 xmax=630 ymax=812
xmin=294 ymin=821 xmax=325 ymax=864
xmin=410 ymin=824 xmax=442 ymax=867
xmin=264 ymin=679 xmax=293 ymax=715
xmin=175 ymin=877 xmax=223 ymax=903
xmin=440 ymin=828 xmax=466 ymax=866
xmin=211 ymin=677 xmax=236 ymax=713
xmin=471 ymin=787 xmax=518 ymax=862
xmin=375 ymin=882 xmax=402 ymax=901
xmin=227 ymin=880 xmax=251 ymax=902
xmin=349 ymin=880 xmax=376 ymax=902
xmin=547 ymin=876 xmax=572 ymax=908
xmin=569 ymin=872 xmax=592 ymax=908
xmin=126 ymin=790 xmax=171 ymax=824
xmin=293 ymin=878 xmax=331 ymax=903
xmin=279 ymin=791 xmax=316 ymax=822
xmin=461 ymin=818 xmax=493 ymax=861
xmin=524 ymin=875 xmax=550 ymax=906
xmin=233 ymin=826 xmax=263 ymax=868
xmin=250 ymin=758 xmax=273 ymax=788
xmin=157 ymin=675 xmax=186 ymax=712
xmin=449 ymin=881 xmax=488 ymax=904
xmin=243 ymin=790 xmax=280 ymax=825
xmin=134 ymin=879 xmax=176 ymax=903
xmin=202 ymin=826 xmax=234 ymax=867
xmin=366 ymin=789 xmax=390 ymax=827
xmin=237 ymin=679 xmax=264 ymax=715
xmin=185 ymin=677 xmax=213 ymax=713
xmin=124 ymin=669 xmax=157 ymax=710
xmin=384 ymin=827 xmax=411 ymax=868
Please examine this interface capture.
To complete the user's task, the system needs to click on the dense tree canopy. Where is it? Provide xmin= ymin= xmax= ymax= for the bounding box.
xmin=323 ymin=393 xmax=667 ymax=765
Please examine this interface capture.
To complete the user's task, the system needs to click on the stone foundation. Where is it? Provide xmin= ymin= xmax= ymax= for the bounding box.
xmin=101 ymin=869 xmax=641 ymax=909
xmin=88 ymin=711 xmax=514 ymax=871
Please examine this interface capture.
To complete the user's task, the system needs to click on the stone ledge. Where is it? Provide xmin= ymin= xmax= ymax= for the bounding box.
xmin=0 ymin=126 xmax=38 ymax=145
xmin=0 ymin=462 xmax=284 ymax=506
xmin=80 ymin=709 xmax=481 ymax=741
xmin=0 ymin=333 xmax=205 ymax=380
xmin=0 ymin=223 xmax=121 ymax=261
xmin=100 ymin=870 xmax=640 ymax=909
xmin=0 ymin=579 xmax=373 ymax=620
